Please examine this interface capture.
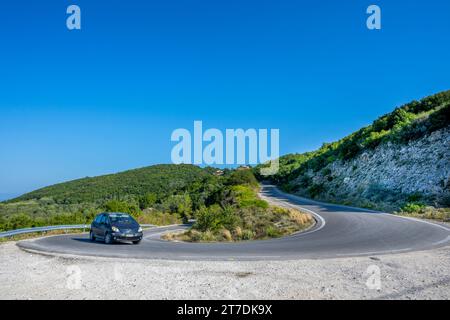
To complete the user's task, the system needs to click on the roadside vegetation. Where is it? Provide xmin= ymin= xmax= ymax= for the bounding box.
xmin=0 ymin=228 xmax=86 ymax=244
xmin=163 ymin=186 xmax=314 ymax=242
xmin=397 ymin=203 xmax=450 ymax=222
xmin=0 ymin=164 xmax=210 ymax=231
xmin=0 ymin=165 xmax=313 ymax=240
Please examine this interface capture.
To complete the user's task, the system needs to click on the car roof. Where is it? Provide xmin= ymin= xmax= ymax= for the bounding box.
xmin=99 ymin=212 xmax=130 ymax=216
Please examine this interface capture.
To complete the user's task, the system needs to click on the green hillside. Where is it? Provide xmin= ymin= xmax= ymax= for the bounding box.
xmin=255 ymin=90 xmax=450 ymax=220
xmin=256 ymin=90 xmax=450 ymax=185
xmin=0 ymin=164 xmax=218 ymax=231
xmin=7 ymin=164 xmax=211 ymax=204
xmin=0 ymin=164 xmax=313 ymax=241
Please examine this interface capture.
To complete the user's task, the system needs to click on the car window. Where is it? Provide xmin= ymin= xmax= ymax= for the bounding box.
xmin=109 ymin=214 xmax=135 ymax=224
xmin=94 ymin=215 xmax=102 ymax=223
xmin=99 ymin=215 xmax=106 ymax=224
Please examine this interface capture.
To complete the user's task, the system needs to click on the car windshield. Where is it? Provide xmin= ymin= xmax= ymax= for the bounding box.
xmin=109 ymin=214 xmax=135 ymax=224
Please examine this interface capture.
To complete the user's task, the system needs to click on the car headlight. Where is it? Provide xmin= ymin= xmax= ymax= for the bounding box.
xmin=112 ymin=226 xmax=120 ymax=233
xmin=138 ymin=227 xmax=143 ymax=232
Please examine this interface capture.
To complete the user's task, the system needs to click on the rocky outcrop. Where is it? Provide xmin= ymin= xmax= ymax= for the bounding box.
xmin=292 ymin=126 xmax=450 ymax=211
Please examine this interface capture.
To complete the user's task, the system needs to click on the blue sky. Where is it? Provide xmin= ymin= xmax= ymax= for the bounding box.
xmin=1 ymin=0 xmax=449 ymax=198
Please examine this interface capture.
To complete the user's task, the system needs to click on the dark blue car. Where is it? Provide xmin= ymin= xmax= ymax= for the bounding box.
xmin=90 ymin=212 xmax=143 ymax=244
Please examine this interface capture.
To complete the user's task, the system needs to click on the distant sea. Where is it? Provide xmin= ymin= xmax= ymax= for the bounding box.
xmin=0 ymin=193 xmax=18 ymax=202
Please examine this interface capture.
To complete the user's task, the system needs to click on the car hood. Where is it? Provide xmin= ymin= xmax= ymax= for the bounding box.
xmin=112 ymin=222 xmax=140 ymax=230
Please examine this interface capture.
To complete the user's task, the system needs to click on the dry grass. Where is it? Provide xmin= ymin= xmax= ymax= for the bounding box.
xmin=397 ymin=206 xmax=450 ymax=222
xmin=287 ymin=208 xmax=313 ymax=225
xmin=164 ymin=205 xmax=315 ymax=243
xmin=222 ymin=229 xmax=232 ymax=241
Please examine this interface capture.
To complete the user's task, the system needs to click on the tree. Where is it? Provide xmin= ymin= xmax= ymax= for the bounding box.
xmin=104 ymin=200 xmax=141 ymax=217
xmin=139 ymin=193 xmax=157 ymax=210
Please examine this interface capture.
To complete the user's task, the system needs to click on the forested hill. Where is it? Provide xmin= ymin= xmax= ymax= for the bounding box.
xmin=255 ymin=90 xmax=450 ymax=216
xmin=6 ymin=164 xmax=212 ymax=204
xmin=0 ymin=164 xmax=228 ymax=231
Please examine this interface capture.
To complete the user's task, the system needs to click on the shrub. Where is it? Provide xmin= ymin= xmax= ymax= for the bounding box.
xmin=160 ymin=194 xmax=193 ymax=222
xmin=225 ymin=170 xmax=258 ymax=187
xmin=200 ymin=230 xmax=215 ymax=242
xmin=194 ymin=205 xmax=238 ymax=232
xmin=5 ymin=213 xmax=33 ymax=230
xmin=188 ymin=229 xmax=202 ymax=242
xmin=104 ymin=200 xmax=141 ymax=217
xmin=308 ymin=184 xmax=324 ymax=198
xmin=407 ymin=193 xmax=423 ymax=202
xmin=231 ymin=185 xmax=269 ymax=209
xmin=265 ymin=226 xmax=281 ymax=238
xmin=297 ymin=175 xmax=312 ymax=188
xmin=401 ymin=202 xmax=426 ymax=213
xmin=139 ymin=193 xmax=157 ymax=209
xmin=241 ymin=229 xmax=255 ymax=240
xmin=363 ymin=130 xmax=390 ymax=148
xmin=136 ymin=210 xmax=182 ymax=226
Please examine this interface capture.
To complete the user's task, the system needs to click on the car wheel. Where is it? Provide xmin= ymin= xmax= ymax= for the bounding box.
xmin=89 ymin=231 xmax=96 ymax=242
xmin=105 ymin=233 xmax=113 ymax=244
xmin=132 ymin=240 xmax=141 ymax=245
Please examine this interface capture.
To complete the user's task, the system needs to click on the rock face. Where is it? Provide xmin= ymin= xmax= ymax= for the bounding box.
xmin=292 ymin=126 xmax=450 ymax=211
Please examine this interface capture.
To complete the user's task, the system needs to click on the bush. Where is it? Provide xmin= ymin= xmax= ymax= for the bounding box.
xmin=401 ymin=202 xmax=426 ymax=213
xmin=194 ymin=205 xmax=238 ymax=232
xmin=363 ymin=130 xmax=390 ymax=148
xmin=231 ymin=185 xmax=269 ymax=208
xmin=5 ymin=213 xmax=33 ymax=230
xmin=136 ymin=210 xmax=182 ymax=226
xmin=104 ymin=200 xmax=141 ymax=217
xmin=241 ymin=229 xmax=255 ymax=240
xmin=225 ymin=170 xmax=258 ymax=187
xmin=139 ymin=193 xmax=157 ymax=209
xmin=308 ymin=184 xmax=324 ymax=198
xmin=160 ymin=194 xmax=193 ymax=222
xmin=188 ymin=229 xmax=202 ymax=242
xmin=200 ymin=230 xmax=216 ymax=242
xmin=265 ymin=226 xmax=281 ymax=238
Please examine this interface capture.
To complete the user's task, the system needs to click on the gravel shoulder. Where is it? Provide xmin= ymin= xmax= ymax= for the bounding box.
xmin=0 ymin=242 xmax=449 ymax=300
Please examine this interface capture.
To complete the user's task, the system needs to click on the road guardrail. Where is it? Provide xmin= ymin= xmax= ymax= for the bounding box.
xmin=0 ymin=224 xmax=156 ymax=238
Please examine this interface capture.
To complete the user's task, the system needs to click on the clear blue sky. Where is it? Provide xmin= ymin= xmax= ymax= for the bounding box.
xmin=1 ymin=0 xmax=449 ymax=199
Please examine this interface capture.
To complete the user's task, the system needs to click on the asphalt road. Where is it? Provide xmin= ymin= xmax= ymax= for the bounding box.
xmin=17 ymin=185 xmax=450 ymax=260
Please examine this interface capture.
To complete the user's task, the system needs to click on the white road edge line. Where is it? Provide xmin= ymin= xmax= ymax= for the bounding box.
xmin=144 ymin=229 xmax=187 ymax=240
xmin=270 ymin=185 xmax=450 ymax=234
xmin=259 ymin=192 xmax=326 ymax=234
xmin=387 ymin=214 xmax=450 ymax=232
xmin=432 ymin=235 xmax=450 ymax=246
xmin=334 ymin=248 xmax=413 ymax=257
xmin=263 ymin=185 xmax=450 ymax=253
